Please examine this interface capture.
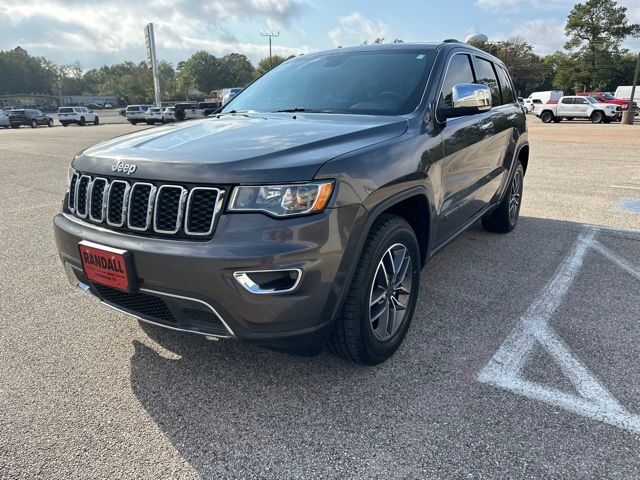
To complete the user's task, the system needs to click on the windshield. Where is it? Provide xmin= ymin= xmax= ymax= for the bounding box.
xmin=224 ymin=49 xmax=437 ymax=116
xmin=602 ymin=92 xmax=615 ymax=100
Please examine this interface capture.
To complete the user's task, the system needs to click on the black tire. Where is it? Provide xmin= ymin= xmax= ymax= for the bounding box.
xmin=566 ymin=117 xmax=574 ymax=121
xmin=11 ymin=124 xmax=19 ymax=129
xmin=329 ymin=214 xmax=420 ymax=365
xmin=94 ymin=117 xmax=99 ymax=125
xmin=61 ymin=122 xmax=68 ymax=127
xmin=482 ymin=162 xmax=524 ymax=234
xmin=552 ymin=117 xmax=562 ymax=123
xmin=30 ymin=119 xmax=37 ymax=128
xmin=146 ymin=120 xmax=153 ymax=125
xmin=47 ymin=119 xmax=54 ymax=127
xmin=591 ymin=111 xmax=604 ymax=124
xmin=79 ymin=116 xmax=86 ymax=126
xmin=540 ymin=111 xmax=554 ymax=123
xmin=130 ymin=121 xmax=137 ymax=125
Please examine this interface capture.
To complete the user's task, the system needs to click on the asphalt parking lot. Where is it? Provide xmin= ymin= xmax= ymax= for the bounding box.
xmin=1 ymin=120 xmax=640 ymax=478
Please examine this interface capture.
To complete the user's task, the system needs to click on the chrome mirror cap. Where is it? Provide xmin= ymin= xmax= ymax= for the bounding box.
xmin=452 ymin=83 xmax=492 ymax=111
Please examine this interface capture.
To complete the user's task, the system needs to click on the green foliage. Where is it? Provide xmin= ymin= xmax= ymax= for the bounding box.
xmin=0 ymin=47 xmax=58 ymax=94
xmin=254 ymin=55 xmax=293 ymax=78
xmin=558 ymin=0 xmax=640 ymax=91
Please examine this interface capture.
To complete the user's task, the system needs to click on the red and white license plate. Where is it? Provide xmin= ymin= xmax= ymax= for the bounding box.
xmin=79 ymin=240 xmax=134 ymax=291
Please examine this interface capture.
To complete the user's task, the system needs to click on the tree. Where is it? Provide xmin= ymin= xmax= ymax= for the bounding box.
xmin=254 ymin=55 xmax=293 ymax=78
xmin=218 ymin=53 xmax=254 ymax=87
xmin=560 ymin=0 xmax=640 ymax=90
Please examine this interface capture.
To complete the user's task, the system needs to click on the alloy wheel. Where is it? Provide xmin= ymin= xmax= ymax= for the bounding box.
xmin=509 ymin=170 xmax=522 ymax=224
xmin=369 ymin=243 xmax=413 ymax=341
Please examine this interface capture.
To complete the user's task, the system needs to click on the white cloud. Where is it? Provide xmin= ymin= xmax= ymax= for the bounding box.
xmin=0 ymin=0 xmax=311 ymax=67
xmin=327 ymin=12 xmax=389 ymax=47
xmin=509 ymin=19 xmax=567 ymax=54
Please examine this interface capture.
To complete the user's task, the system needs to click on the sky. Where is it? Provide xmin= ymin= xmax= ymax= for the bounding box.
xmin=1 ymin=0 xmax=639 ymax=69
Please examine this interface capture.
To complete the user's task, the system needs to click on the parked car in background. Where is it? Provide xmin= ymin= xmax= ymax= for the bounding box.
xmin=614 ymin=86 xmax=640 ymax=102
xmin=576 ymin=91 xmax=635 ymax=111
xmin=163 ymin=106 xmax=176 ymax=122
xmin=104 ymin=103 xmax=114 ymax=109
xmin=9 ymin=109 xmax=54 ymax=128
xmin=125 ymin=105 xmax=149 ymax=125
xmin=118 ymin=108 xmax=126 ymax=116
xmin=86 ymin=103 xmax=102 ymax=110
xmin=174 ymin=102 xmax=220 ymax=121
xmin=0 ymin=110 xmax=10 ymax=128
xmin=58 ymin=106 xmax=99 ymax=127
xmin=144 ymin=107 xmax=165 ymax=125
xmin=535 ymin=96 xmax=621 ymax=123
xmin=522 ymin=98 xmax=542 ymax=113
xmin=222 ymin=87 xmax=243 ymax=106
xmin=527 ymin=90 xmax=563 ymax=105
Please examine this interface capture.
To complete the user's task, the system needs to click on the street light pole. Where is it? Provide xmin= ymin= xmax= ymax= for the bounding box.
xmin=622 ymin=51 xmax=640 ymax=125
xmin=260 ymin=31 xmax=280 ymax=69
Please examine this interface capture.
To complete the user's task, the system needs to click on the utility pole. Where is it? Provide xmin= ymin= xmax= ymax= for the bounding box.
xmin=144 ymin=23 xmax=162 ymax=108
xmin=622 ymin=51 xmax=640 ymax=125
xmin=260 ymin=31 xmax=280 ymax=69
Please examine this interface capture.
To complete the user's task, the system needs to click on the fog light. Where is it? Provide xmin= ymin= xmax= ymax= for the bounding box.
xmin=233 ymin=269 xmax=302 ymax=294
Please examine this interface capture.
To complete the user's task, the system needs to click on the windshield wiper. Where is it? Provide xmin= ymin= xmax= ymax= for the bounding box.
xmin=274 ymin=108 xmax=336 ymax=113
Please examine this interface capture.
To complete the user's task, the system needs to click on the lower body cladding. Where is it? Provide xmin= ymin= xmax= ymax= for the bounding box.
xmin=53 ymin=205 xmax=366 ymax=349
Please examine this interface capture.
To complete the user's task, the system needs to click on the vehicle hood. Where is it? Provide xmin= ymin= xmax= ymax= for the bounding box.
xmin=74 ymin=113 xmax=408 ymax=183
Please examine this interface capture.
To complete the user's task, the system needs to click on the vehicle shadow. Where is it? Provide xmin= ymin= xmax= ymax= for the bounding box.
xmin=128 ymin=215 xmax=640 ymax=478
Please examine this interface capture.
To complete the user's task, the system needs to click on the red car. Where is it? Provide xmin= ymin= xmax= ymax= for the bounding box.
xmin=576 ymin=91 xmax=635 ymax=110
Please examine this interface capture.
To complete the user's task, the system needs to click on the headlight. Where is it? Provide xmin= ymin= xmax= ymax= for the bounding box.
xmin=229 ymin=181 xmax=334 ymax=217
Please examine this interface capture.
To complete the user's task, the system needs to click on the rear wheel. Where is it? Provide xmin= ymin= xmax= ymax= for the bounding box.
xmin=94 ymin=117 xmax=99 ymax=125
xmin=591 ymin=111 xmax=604 ymax=124
xmin=30 ymin=119 xmax=37 ymax=128
xmin=482 ymin=162 xmax=524 ymax=234
xmin=540 ymin=111 xmax=554 ymax=123
xmin=329 ymin=214 xmax=420 ymax=365
xmin=47 ymin=118 xmax=54 ymax=127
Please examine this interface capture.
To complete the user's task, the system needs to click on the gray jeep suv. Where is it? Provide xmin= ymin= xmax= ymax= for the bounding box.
xmin=54 ymin=42 xmax=528 ymax=364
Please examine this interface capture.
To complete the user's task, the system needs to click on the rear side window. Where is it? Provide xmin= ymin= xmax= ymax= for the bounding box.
xmin=474 ymin=57 xmax=500 ymax=106
xmin=439 ymin=54 xmax=475 ymax=109
xmin=126 ymin=106 xmax=139 ymax=112
xmin=574 ymin=98 xmax=588 ymax=105
xmin=561 ymin=98 xmax=573 ymax=104
xmin=496 ymin=67 xmax=516 ymax=104
xmin=59 ymin=108 xmax=73 ymax=113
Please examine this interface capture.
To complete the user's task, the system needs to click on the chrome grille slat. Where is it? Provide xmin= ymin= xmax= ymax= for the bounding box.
xmin=74 ymin=175 xmax=91 ymax=218
xmin=68 ymin=174 xmax=221 ymax=238
xmin=89 ymin=178 xmax=108 ymax=222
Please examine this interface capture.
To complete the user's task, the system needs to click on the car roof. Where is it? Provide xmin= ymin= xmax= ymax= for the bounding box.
xmin=290 ymin=41 xmax=507 ymax=69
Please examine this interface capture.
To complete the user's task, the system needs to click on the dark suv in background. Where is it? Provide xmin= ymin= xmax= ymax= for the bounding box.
xmin=54 ymin=41 xmax=528 ymax=364
xmin=9 ymin=109 xmax=54 ymax=128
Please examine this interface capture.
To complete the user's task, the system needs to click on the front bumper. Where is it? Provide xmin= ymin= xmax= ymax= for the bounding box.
xmin=54 ymin=205 xmax=366 ymax=348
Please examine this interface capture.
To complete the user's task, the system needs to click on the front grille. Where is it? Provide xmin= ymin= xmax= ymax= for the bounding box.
xmin=68 ymin=173 xmax=223 ymax=238
xmin=93 ymin=283 xmax=176 ymax=323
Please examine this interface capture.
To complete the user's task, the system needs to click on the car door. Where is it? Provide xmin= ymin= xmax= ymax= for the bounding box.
xmin=435 ymin=52 xmax=502 ymax=244
xmin=572 ymin=97 xmax=589 ymax=117
xmin=557 ymin=97 xmax=574 ymax=116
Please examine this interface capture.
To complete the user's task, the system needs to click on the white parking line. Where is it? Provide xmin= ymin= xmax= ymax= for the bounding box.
xmin=477 ymin=228 xmax=640 ymax=434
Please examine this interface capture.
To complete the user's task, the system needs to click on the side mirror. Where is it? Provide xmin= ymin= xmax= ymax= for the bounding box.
xmin=442 ymin=83 xmax=492 ymax=118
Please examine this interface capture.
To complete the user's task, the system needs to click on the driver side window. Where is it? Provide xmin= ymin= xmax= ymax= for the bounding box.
xmin=439 ymin=54 xmax=475 ymax=109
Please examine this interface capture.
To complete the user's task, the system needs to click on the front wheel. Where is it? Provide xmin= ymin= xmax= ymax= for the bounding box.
xmin=329 ymin=214 xmax=420 ymax=365
xmin=540 ymin=111 xmax=554 ymax=123
xmin=30 ymin=119 xmax=37 ymax=128
xmin=79 ymin=116 xmax=86 ymax=126
xmin=47 ymin=119 xmax=54 ymax=127
xmin=482 ymin=162 xmax=524 ymax=234
xmin=591 ymin=111 xmax=604 ymax=124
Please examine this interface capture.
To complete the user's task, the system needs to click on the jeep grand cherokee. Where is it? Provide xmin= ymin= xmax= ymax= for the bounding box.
xmin=53 ymin=42 xmax=528 ymax=365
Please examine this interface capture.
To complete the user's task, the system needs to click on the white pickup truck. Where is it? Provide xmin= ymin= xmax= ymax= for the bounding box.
xmin=535 ymin=96 xmax=622 ymax=124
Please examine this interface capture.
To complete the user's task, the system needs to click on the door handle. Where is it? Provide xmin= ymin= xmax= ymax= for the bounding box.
xmin=480 ymin=121 xmax=493 ymax=131
xmin=507 ymin=113 xmax=517 ymax=120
